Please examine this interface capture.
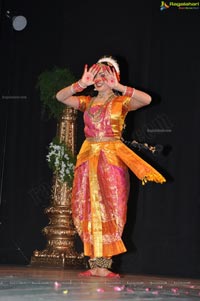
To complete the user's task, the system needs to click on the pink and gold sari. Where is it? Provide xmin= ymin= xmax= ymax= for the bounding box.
xmin=71 ymin=95 xmax=166 ymax=258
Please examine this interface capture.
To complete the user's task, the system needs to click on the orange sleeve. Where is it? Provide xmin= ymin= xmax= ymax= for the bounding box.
xmin=78 ymin=96 xmax=91 ymax=112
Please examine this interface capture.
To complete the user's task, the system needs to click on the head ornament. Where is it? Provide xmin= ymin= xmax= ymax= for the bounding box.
xmin=97 ymin=56 xmax=120 ymax=80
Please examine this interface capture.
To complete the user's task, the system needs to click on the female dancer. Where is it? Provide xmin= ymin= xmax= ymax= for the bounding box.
xmin=56 ymin=56 xmax=166 ymax=277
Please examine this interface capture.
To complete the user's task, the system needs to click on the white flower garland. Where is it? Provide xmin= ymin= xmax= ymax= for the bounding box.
xmin=46 ymin=139 xmax=76 ymax=186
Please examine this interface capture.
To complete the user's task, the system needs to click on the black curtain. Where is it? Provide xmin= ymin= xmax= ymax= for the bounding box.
xmin=0 ymin=0 xmax=200 ymax=278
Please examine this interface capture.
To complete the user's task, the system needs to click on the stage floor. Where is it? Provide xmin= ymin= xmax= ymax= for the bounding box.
xmin=0 ymin=265 xmax=200 ymax=300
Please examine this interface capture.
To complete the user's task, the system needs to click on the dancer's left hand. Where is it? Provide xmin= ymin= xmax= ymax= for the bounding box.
xmin=102 ymin=66 xmax=119 ymax=89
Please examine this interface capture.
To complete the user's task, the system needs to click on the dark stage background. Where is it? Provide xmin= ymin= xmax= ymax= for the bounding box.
xmin=0 ymin=0 xmax=200 ymax=278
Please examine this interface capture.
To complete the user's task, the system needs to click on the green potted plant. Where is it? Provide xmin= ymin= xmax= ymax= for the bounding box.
xmin=36 ymin=66 xmax=77 ymax=120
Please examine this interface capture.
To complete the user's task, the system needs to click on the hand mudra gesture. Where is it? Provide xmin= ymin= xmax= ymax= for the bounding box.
xmin=81 ymin=64 xmax=101 ymax=87
xmin=103 ymin=66 xmax=119 ymax=89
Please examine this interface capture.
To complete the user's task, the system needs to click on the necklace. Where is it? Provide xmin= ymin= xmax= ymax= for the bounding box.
xmin=96 ymin=91 xmax=111 ymax=98
xmin=87 ymin=93 xmax=115 ymax=122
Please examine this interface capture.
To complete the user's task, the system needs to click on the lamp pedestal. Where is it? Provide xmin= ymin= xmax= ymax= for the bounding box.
xmin=31 ymin=107 xmax=85 ymax=268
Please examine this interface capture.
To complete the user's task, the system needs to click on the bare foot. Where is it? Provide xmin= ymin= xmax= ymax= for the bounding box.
xmin=95 ymin=268 xmax=120 ymax=278
xmin=78 ymin=268 xmax=97 ymax=276
xmin=79 ymin=268 xmax=120 ymax=278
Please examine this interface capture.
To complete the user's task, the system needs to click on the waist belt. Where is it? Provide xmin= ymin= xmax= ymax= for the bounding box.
xmin=86 ymin=137 xmax=120 ymax=142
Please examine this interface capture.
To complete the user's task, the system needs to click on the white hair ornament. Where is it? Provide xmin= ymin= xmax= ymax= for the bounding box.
xmin=97 ymin=56 xmax=120 ymax=75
